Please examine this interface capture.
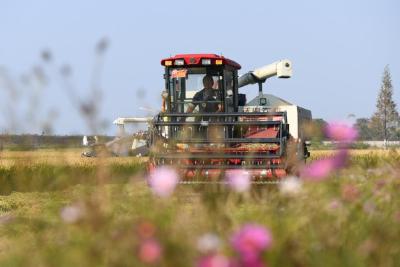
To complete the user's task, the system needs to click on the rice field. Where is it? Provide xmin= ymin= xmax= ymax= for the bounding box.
xmin=0 ymin=148 xmax=399 ymax=267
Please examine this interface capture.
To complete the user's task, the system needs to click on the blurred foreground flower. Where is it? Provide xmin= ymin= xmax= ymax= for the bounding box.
xmin=225 ymin=170 xmax=250 ymax=193
xmin=331 ymin=149 xmax=349 ymax=169
xmin=137 ymin=221 xmax=156 ymax=239
xmin=197 ymin=233 xmax=222 ymax=254
xmin=279 ymin=176 xmax=302 ymax=196
xmin=324 ymin=121 xmax=358 ymax=143
xmin=197 ymin=253 xmax=230 ymax=267
xmin=300 ymin=158 xmax=335 ymax=181
xmin=138 ymin=239 xmax=162 ymax=264
xmin=326 ymin=198 xmax=342 ymax=211
xmin=231 ymin=224 xmax=272 ymax=265
xmin=341 ymin=184 xmax=360 ymax=202
xmin=147 ymin=167 xmax=179 ymax=198
xmin=301 ymin=149 xmax=349 ymax=181
xmin=60 ymin=203 xmax=85 ymax=224
xmin=301 ymin=122 xmax=357 ymax=181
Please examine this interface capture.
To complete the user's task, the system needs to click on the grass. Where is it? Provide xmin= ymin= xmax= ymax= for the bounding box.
xmin=0 ymin=148 xmax=399 ymax=266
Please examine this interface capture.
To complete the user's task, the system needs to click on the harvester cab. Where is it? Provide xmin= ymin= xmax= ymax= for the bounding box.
xmin=148 ymin=54 xmax=311 ymax=181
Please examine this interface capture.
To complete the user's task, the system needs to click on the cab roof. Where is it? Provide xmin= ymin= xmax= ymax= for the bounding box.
xmin=161 ymin=54 xmax=241 ymax=70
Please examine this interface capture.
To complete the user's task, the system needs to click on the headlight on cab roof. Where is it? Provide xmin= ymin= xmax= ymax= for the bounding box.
xmin=174 ymin=59 xmax=185 ymax=65
xmin=201 ymin=59 xmax=211 ymax=65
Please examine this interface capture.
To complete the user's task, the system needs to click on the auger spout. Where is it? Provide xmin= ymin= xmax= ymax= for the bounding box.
xmin=238 ymin=59 xmax=292 ymax=89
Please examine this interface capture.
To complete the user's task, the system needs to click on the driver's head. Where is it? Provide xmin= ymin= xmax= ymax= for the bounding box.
xmin=203 ymin=75 xmax=214 ymax=89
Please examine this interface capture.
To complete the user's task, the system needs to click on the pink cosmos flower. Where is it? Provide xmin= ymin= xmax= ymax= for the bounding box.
xmin=231 ymin=224 xmax=272 ymax=262
xmin=300 ymin=158 xmax=335 ymax=181
xmin=331 ymin=149 xmax=349 ymax=169
xmin=138 ymin=239 xmax=162 ymax=264
xmin=147 ymin=167 xmax=179 ymax=197
xmin=324 ymin=121 xmax=358 ymax=143
xmin=341 ymin=184 xmax=360 ymax=202
xmin=225 ymin=170 xmax=251 ymax=193
xmin=197 ymin=253 xmax=230 ymax=267
xmin=301 ymin=149 xmax=349 ymax=181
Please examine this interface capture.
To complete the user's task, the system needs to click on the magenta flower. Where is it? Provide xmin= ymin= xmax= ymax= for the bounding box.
xmin=225 ymin=170 xmax=251 ymax=193
xmin=325 ymin=121 xmax=358 ymax=143
xmin=301 ymin=149 xmax=349 ymax=181
xmin=147 ymin=167 xmax=180 ymax=198
xmin=331 ymin=149 xmax=349 ymax=169
xmin=301 ymin=121 xmax=355 ymax=181
xmin=231 ymin=224 xmax=272 ymax=263
xmin=300 ymin=158 xmax=335 ymax=181
xmin=197 ymin=253 xmax=230 ymax=267
xmin=138 ymin=239 xmax=162 ymax=264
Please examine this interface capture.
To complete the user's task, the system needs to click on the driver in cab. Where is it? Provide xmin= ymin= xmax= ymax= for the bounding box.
xmin=186 ymin=74 xmax=222 ymax=115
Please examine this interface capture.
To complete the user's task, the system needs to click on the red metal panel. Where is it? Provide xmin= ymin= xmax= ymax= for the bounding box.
xmin=246 ymin=128 xmax=279 ymax=138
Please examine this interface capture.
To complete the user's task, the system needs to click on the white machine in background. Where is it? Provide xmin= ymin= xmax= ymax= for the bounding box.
xmin=81 ymin=117 xmax=152 ymax=157
xmin=106 ymin=117 xmax=152 ymax=156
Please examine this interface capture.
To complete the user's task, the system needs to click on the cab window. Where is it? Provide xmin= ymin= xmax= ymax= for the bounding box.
xmin=168 ymin=67 xmax=223 ymax=113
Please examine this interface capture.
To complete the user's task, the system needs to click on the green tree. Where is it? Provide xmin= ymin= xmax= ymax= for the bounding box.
xmin=354 ymin=118 xmax=373 ymax=140
xmin=370 ymin=66 xmax=399 ymax=141
xmin=311 ymin=118 xmax=327 ymax=140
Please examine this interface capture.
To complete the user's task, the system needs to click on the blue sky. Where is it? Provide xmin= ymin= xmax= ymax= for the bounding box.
xmin=0 ymin=0 xmax=399 ymax=134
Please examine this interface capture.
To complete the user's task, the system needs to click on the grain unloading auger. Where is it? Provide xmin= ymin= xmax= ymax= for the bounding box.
xmin=115 ymin=54 xmax=312 ymax=182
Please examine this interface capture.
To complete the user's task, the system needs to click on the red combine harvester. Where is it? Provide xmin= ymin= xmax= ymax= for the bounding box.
xmin=141 ymin=54 xmax=312 ymax=182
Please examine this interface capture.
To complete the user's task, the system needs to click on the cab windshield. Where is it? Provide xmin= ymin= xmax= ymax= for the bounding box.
xmin=168 ymin=67 xmax=223 ymax=113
